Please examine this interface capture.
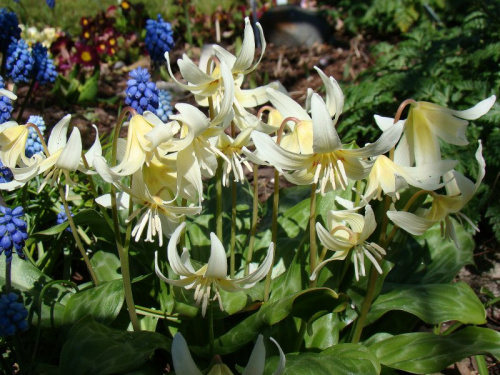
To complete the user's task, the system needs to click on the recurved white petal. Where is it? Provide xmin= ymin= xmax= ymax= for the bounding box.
xmin=311 ymin=94 xmax=342 ymax=154
xmin=55 ymin=127 xmax=82 ymax=171
xmin=251 ymin=131 xmax=311 ymax=170
xmin=233 ymin=17 xmax=256 ymax=73
xmin=84 ymin=125 xmax=102 ymax=169
xmin=47 ymin=114 xmax=71 ymax=154
xmin=0 ymin=88 xmax=17 ymax=100
xmin=171 ymin=333 xmax=203 ymax=375
xmin=447 ymin=95 xmax=496 ymax=120
xmin=167 ymin=222 xmax=194 ymax=277
xmin=316 ymin=222 xmax=353 ymax=252
xmin=387 ymin=210 xmax=435 ymax=235
xmin=360 ymin=205 xmax=377 ymax=241
xmin=205 ymin=232 xmax=229 ymax=279
xmin=235 ymin=243 xmax=274 ymax=287
xmin=347 ymin=120 xmax=404 ymax=158
xmin=314 ymin=66 xmax=344 ymax=120
xmin=267 ymin=88 xmax=310 ymax=123
xmin=242 ymin=335 xmax=265 ymax=375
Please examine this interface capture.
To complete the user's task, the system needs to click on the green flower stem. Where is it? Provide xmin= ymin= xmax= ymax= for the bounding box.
xmin=5 ymin=261 xmax=11 ymax=293
xmin=183 ymin=0 xmax=193 ymax=45
xmin=109 ymin=106 xmax=140 ymax=332
xmin=16 ymin=78 xmax=36 ymax=123
xmin=309 ymin=183 xmax=318 ymax=287
xmin=350 ymin=264 xmax=379 ymax=343
xmin=230 ymin=178 xmax=237 ymax=278
xmin=264 ymin=168 xmax=280 ymax=302
xmin=58 ymin=184 xmax=99 ymax=286
xmin=245 ymin=166 xmax=259 ymax=276
xmin=135 ymin=305 xmax=180 ymax=321
xmin=215 ymin=158 xmax=223 ymax=241
xmin=475 ymin=355 xmax=489 ymax=375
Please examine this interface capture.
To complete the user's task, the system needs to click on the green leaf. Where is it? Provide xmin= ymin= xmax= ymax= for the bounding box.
xmin=367 ymin=282 xmax=486 ymax=325
xmin=77 ymin=70 xmax=99 ymax=104
xmin=0 ymin=257 xmax=70 ymax=326
xmin=264 ymin=343 xmax=380 ymax=375
xmin=73 ymin=209 xmax=115 ymax=243
xmin=34 ymin=222 xmax=69 ymax=236
xmin=62 ymin=279 xmax=124 ymax=325
xmin=386 ymin=219 xmax=474 ymax=285
xmin=90 ymin=251 xmax=122 ymax=282
xmin=205 ymin=288 xmax=346 ymax=355
xmin=368 ymin=327 xmax=500 ymax=374
xmin=60 ymin=316 xmax=169 ymax=375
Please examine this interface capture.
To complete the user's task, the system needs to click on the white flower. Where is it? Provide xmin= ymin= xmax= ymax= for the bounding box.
xmin=155 ymin=222 xmax=274 ymax=317
xmin=387 ymin=141 xmax=485 ymax=247
xmin=375 ymin=96 xmax=495 ymax=167
xmin=314 ymin=205 xmax=386 ymax=281
xmin=172 ymin=332 xmax=285 ymax=375
xmin=253 ymin=93 xmax=403 ymax=195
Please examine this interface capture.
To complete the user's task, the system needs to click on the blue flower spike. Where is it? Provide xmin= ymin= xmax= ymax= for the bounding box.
xmin=6 ymin=38 xmax=34 ymax=84
xmin=156 ymin=89 xmax=174 ymax=123
xmin=125 ymin=67 xmax=159 ymax=115
xmin=0 ymin=75 xmax=13 ymax=123
xmin=144 ymin=14 xmax=175 ymax=64
xmin=25 ymin=115 xmax=46 ymax=158
xmin=0 ymin=9 xmax=21 ymax=52
xmin=0 ymin=206 xmax=28 ymax=263
xmin=57 ymin=204 xmax=74 ymax=233
xmin=0 ymin=292 xmax=29 ymax=337
xmin=32 ymin=43 xmax=58 ymax=85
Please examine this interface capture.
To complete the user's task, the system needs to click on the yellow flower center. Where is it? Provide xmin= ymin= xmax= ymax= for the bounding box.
xmin=81 ymin=51 xmax=92 ymax=62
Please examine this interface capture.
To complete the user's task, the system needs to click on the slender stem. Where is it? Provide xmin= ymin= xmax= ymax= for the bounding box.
xmin=183 ymin=0 xmax=193 ymax=45
xmin=230 ymin=178 xmax=237 ymax=278
xmin=309 ymin=183 xmax=318 ymax=287
xmin=58 ymin=184 xmax=99 ymax=286
xmin=16 ymin=78 xmax=36 ymax=123
xmin=351 ymin=264 xmax=379 ymax=343
xmin=135 ymin=305 xmax=179 ymax=320
xmin=394 ymin=98 xmax=416 ymax=124
xmin=215 ymin=158 xmax=223 ymax=241
xmin=109 ymin=107 xmax=140 ymax=332
xmin=5 ymin=261 xmax=11 ymax=293
xmin=245 ymin=166 xmax=259 ymax=276
xmin=271 ymin=169 xmax=279 ymax=251
xmin=474 ymin=355 xmax=489 ymax=375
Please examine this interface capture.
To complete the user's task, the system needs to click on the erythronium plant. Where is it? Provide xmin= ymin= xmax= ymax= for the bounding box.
xmin=0 ymin=16 xmax=498 ymax=375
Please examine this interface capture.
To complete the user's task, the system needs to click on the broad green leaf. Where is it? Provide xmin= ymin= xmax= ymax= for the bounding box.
xmin=368 ymin=327 xmax=500 ymax=374
xmin=77 ymin=70 xmax=99 ymax=104
xmin=0 ymin=257 xmax=70 ymax=326
xmin=60 ymin=316 xmax=169 ymax=375
xmin=204 ymin=288 xmax=346 ymax=355
xmin=62 ymin=279 xmax=124 ymax=325
xmin=264 ymin=343 xmax=380 ymax=375
xmin=367 ymin=282 xmax=486 ymax=325
xmin=72 ymin=209 xmax=115 ymax=243
xmin=34 ymin=222 xmax=69 ymax=236
xmin=304 ymin=313 xmax=340 ymax=350
xmin=386 ymin=218 xmax=474 ymax=285
xmin=90 ymin=251 xmax=121 ymax=282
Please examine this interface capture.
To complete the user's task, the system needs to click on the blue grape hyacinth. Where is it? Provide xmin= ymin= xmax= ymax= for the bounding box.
xmin=125 ymin=67 xmax=159 ymax=115
xmin=25 ymin=115 xmax=46 ymax=158
xmin=0 ymin=206 xmax=28 ymax=263
xmin=46 ymin=0 xmax=55 ymax=9
xmin=57 ymin=204 xmax=73 ymax=233
xmin=0 ymin=75 xmax=13 ymax=123
xmin=0 ymin=292 xmax=29 ymax=337
xmin=6 ymin=38 xmax=34 ymax=84
xmin=0 ymin=9 xmax=21 ymax=52
xmin=32 ymin=43 xmax=58 ymax=85
xmin=156 ymin=89 xmax=173 ymax=123
xmin=144 ymin=14 xmax=174 ymax=63
xmin=0 ymin=160 xmax=13 ymax=183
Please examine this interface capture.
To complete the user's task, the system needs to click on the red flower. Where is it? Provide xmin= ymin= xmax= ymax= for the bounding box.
xmin=74 ymin=42 xmax=98 ymax=66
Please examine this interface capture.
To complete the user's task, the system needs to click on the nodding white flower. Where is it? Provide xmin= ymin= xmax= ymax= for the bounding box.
xmin=375 ymin=96 xmax=495 ymax=167
xmin=155 ymin=222 xmax=274 ymax=317
xmin=387 ymin=141 xmax=485 ymax=248
xmin=313 ymin=205 xmax=386 ymax=281
xmin=253 ymin=93 xmax=403 ymax=195
xmin=217 ymin=127 xmax=255 ymax=186
xmin=165 ymin=17 xmax=267 ymax=126
xmin=172 ymin=332 xmax=285 ymax=375
xmin=364 ymin=155 xmax=457 ymax=201
xmin=94 ymin=111 xmax=175 ymax=183
xmin=95 ymin=164 xmax=200 ymax=247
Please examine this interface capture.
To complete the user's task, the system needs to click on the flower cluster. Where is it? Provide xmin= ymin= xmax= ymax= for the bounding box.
xmin=144 ymin=14 xmax=174 ymax=63
xmin=0 ymin=292 xmax=29 ymax=337
xmin=32 ymin=43 xmax=58 ymax=85
xmin=0 ymin=8 xmax=21 ymax=52
xmin=0 ymin=75 xmax=13 ymax=123
xmin=25 ymin=115 xmax=46 ymax=158
xmin=0 ymin=160 xmax=13 ymax=183
xmin=124 ymin=67 xmax=159 ymax=115
xmin=0 ymin=206 xmax=28 ymax=262
xmin=20 ymin=25 xmax=58 ymax=48
xmin=6 ymin=38 xmax=34 ymax=83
